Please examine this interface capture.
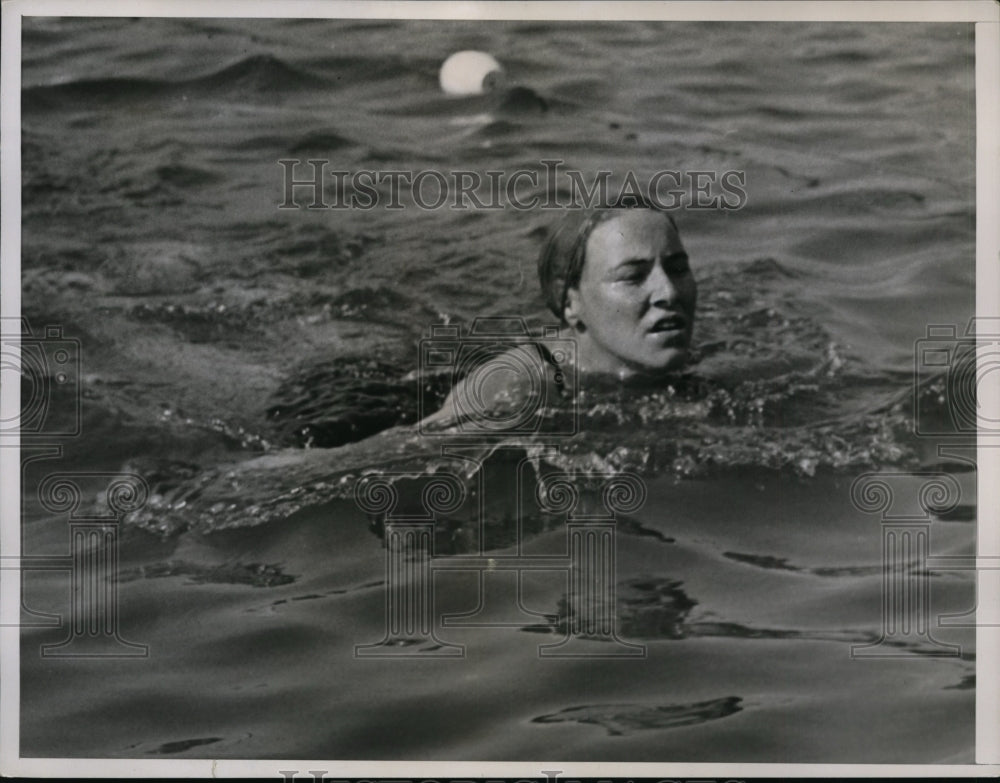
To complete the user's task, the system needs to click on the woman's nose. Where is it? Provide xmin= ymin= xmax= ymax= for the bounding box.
xmin=648 ymin=264 xmax=680 ymax=307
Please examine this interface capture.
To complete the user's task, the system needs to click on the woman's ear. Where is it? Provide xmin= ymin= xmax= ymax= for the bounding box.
xmin=563 ymin=286 xmax=585 ymax=332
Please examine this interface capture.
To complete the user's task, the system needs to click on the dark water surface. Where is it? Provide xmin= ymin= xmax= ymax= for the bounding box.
xmin=19 ymin=18 xmax=976 ymax=762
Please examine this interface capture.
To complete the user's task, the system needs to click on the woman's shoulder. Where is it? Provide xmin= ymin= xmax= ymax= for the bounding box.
xmin=419 ymin=330 xmax=575 ymax=431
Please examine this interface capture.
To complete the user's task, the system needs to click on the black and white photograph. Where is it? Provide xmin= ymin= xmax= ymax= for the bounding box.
xmin=1 ymin=0 xmax=998 ymax=777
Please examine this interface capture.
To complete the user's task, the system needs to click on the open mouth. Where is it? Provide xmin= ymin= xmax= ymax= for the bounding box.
xmin=649 ymin=314 xmax=687 ymax=334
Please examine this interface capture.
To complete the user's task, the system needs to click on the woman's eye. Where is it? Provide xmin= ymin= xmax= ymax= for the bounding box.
xmin=617 ymin=262 xmax=652 ymax=283
xmin=663 ymin=255 xmax=690 ymax=275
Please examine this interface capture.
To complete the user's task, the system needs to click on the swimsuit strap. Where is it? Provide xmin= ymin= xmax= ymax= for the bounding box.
xmin=536 ymin=341 xmax=568 ymax=396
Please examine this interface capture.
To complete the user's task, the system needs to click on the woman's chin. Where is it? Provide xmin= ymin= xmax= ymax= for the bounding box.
xmin=589 ymin=351 xmax=690 ymax=383
xmin=632 ymin=347 xmax=690 ymax=376
xmin=575 ymin=340 xmax=693 ymax=380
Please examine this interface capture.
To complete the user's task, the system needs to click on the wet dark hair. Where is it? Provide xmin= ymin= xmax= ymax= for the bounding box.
xmin=536 ymin=194 xmax=678 ymax=322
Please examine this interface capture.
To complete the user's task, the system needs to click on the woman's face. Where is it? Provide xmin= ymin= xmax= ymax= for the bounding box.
xmin=565 ymin=209 xmax=696 ymax=377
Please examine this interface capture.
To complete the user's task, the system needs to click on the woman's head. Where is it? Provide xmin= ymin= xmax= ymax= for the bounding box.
xmin=537 ymin=198 xmax=696 ymax=378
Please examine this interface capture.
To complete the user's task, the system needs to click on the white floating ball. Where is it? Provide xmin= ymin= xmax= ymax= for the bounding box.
xmin=439 ymin=50 xmax=504 ymax=96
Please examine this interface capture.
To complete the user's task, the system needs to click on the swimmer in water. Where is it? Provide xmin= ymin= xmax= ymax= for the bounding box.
xmin=422 ymin=195 xmax=697 ymax=429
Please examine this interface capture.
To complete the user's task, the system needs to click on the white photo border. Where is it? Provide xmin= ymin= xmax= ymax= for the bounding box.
xmin=2 ymin=0 xmax=998 ymax=778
